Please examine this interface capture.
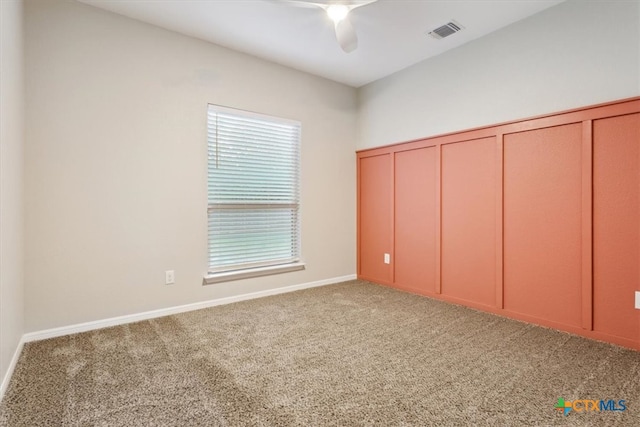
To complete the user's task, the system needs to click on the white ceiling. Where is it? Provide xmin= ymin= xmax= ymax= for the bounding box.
xmin=79 ymin=0 xmax=565 ymax=87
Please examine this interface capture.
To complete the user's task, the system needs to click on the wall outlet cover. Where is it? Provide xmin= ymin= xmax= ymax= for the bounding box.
xmin=635 ymin=291 xmax=640 ymax=310
xmin=165 ymin=270 xmax=175 ymax=285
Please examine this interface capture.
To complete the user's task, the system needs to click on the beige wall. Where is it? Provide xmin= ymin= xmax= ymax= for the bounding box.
xmin=24 ymin=0 xmax=357 ymax=332
xmin=357 ymin=0 xmax=640 ymax=150
xmin=0 ymin=0 xmax=25 ymax=385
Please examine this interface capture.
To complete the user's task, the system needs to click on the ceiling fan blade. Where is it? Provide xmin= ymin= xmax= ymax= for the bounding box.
xmin=334 ymin=16 xmax=358 ymax=53
xmin=346 ymin=0 xmax=378 ymax=10
xmin=279 ymin=0 xmax=378 ymax=11
xmin=282 ymin=0 xmax=376 ymax=6
xmin=276 ymin=0 xmax=325 ymax=10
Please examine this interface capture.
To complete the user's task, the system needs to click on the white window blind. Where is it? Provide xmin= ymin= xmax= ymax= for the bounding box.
xmin=207 ymin=105 xmax=301 ymax=274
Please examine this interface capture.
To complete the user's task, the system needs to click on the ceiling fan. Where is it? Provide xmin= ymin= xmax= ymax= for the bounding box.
xmin=283 ymin=0 xmax=378 ymax=53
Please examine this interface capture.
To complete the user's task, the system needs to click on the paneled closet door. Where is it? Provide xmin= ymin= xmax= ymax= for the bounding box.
xmin=441 ymin=138 xmax=497 ymax=307
xmin=503 ymin=124 xmax=583 ymax=328
xmin=593 ymin=113 xmax=640 ymax=343
xmin=359 ymin=154 xmax=393 ymax=283
xmin=394 ymin=147 xmax=437 ymax=294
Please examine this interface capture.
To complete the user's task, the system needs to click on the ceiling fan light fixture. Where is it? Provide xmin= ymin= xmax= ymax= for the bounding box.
xmin=326 ymin=4 xmax=349 ymax=23
xmin=286 ymin=0 xmax=379 ymax=53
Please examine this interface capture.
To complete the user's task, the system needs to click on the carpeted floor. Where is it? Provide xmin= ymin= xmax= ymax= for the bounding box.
xmin=1 ymin=280 xmax=639 ymax=426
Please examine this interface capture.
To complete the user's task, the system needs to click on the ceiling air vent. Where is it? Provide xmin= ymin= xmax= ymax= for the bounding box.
xmin=428 ymin=21 xmax=464 ymax=40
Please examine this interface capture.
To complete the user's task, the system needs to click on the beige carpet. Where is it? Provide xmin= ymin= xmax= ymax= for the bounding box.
xmin=1 ymin=280 xmax=639 ymax=426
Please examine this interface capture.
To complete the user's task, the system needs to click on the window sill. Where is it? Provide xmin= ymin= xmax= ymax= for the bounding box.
xmin=203 ymin=262 xmax=306 ymax=285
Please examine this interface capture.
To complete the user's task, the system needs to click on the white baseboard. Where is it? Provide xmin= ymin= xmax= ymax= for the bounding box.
xmin=0 ymin=336 xmax=25 ymax=401
xmin=23 ymin=274 xmax=356 ymax=343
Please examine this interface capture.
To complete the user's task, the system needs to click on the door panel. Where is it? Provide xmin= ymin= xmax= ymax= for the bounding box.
xmin=593 ymin=113 xmax=640 ymax=342
xmin=503 ymin=124 xmax=583 ymax=327
xmin=441 ymin=138 xmax=496 ymax=306
xmin=359 ymin=154 xmax=392 ymax=282
xmin=395 ymin=148 xmax=437 ymax=293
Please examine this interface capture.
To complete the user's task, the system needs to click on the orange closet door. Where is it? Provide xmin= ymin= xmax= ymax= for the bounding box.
xmin=359 ymin=154 xmax=392 ymax=283
xmin=503 ymin=124 xmax=583 ymax=328
xmin=441 ymin=138 xmax=496 ymax=306
xmin=394 ymin=147 xmax=437 ymax=294
xmin=593 ymin=113 xmax=640 ymax=342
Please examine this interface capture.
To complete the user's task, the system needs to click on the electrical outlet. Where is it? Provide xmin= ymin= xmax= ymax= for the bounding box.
xmin=384 ymin=253 xmax=390 ymax=264
xmin=635 ymin=291 xmax=640 ymax=310
xmin=165 ymin=270 xmax=175 ymax=285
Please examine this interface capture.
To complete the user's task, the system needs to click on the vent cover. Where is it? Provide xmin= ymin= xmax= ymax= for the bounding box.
xmin=428 ymin=21 xmax=464 ymax=40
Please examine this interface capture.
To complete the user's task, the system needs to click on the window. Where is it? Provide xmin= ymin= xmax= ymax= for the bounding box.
xmin=204 ymin=105 xmax=303 ymax=284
